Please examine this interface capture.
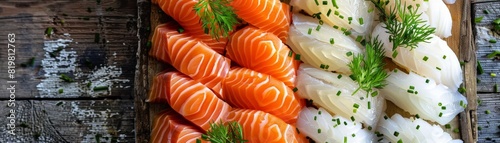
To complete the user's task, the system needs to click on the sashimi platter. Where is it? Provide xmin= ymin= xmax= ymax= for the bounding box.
xmin=141 ymin=0 xmax=475 ymax=142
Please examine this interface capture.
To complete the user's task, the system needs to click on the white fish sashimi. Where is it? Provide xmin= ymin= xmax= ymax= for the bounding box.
xmin=296 ymin=63 xmax=386 ymax=126
xmin=287 ymin=14 xmax=363 ymax=74
xmin=296 ymin=107 xmax=374 ymax=143
xmin=379 ymin=69 xmax=467 ymax=125
xmin=426 ymin=0 xmax=453 ymax=38
xmin=376 ymin=113 xmax=463 ymax=143
xmin=290 ymin=0 xmax=375 ymax=35
xmin=372 ymin=23 xmax=462 ymax=90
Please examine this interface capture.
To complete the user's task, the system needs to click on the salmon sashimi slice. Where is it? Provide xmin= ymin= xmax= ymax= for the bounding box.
xmin=150 ymin=110 xmax=207 ymax=143
xmin=147 ymin=71 xmax=170 ymax=103
xmin=150 ymin=23 xmax=179 ymax=64
xmin=154 ymin=0 xmax=227 ymax=54
xmin=230 ymin=0 xmax=290 ymax=42
xmin=223 ymin=68 xmax=303 ymax=123
xmin=165 ymin=71 xmax=232 ymax=131
xmin=150 ymin=23 xmax=230 ymax=98
xmin=227 ymin=26 xmax=298 ymax=88
xmin=225 ymin=109 xmax=303 ymax=143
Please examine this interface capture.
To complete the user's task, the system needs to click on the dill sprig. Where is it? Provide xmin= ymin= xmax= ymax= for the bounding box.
xmin=370 ymin=0 xmax=435 ymax=55
xmin=348 ymin=37 xmax=389 ymax=96
xmin=194 ymin=0 xmax=239 ymax=40
xmin=198 ymin=121 xmax=247 ymax=143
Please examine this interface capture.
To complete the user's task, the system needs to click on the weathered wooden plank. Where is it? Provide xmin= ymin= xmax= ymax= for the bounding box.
xmin=0 ymin=0 xmax=137 ymax=99
xmin=473 ymin=1 xmax=500 ymax=93
xmin=0 ymin=100 xmax=135 ymax=142
xmin=477 ymin=93 xmax=500 ymax=142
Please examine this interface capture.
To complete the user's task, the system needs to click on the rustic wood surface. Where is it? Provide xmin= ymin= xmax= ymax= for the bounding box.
xmin=473 ymin=1 xmax=500 ymax=142
xmin=0 ymin=0 xmax=137 ymax=142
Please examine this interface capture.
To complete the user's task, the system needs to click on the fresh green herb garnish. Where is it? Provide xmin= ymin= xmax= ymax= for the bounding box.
xmin=199 ymin=121 xmax=247 ymax=143
xmin=477 ymin=61 xmax=484 ymax=74
xmin=370 ymin=0 xmax=435 ymax=52
xmin=93 ymin=86 xmax=108 ymax=91
xmin=60 ymin=74 xmax=74 ymax=82
xmin=194 ymin=0 xmax=240 ymax=40
xmin=475 ymin=16 xmax=484 ymax=23
xmin=348 ymin=37 xmax=389 ymax=96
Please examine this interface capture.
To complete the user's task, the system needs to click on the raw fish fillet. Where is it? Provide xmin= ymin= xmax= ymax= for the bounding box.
xmin=150 ymin=110 xmax=206 ymax=143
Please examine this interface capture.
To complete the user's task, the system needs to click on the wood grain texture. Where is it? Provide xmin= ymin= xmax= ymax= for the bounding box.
xmin=0 ymin=0 xmax=137 ymax=99
xmin=135 ymin=1 xmax=478 ymax=143
xmin=473 ymin=1 xmax=500 ymax=93
xmin=477 ymin=94 xmax=500 ymax=142
xmin=0 ymin=100 xmax=135 ymax=142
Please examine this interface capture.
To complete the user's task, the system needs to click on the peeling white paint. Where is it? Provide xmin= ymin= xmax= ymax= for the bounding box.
xmin=71 ymin=102 xmax=127 ymax=143
xmin=476 ymin=26 xmax=500 ymax=45
xmin=36 ymin=36 xmax=130 ymax=98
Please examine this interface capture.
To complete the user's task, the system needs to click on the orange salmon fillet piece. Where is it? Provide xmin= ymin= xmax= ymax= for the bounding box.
xmin=154 ymin=0 xmax=227 ymax=54
xmin=223 ymin=68 xmax=303 ymax=123
xmin=158 ymin=71 xmax=232 ymax=131
xmin=150 ymin=110 xmax=207 ymax=143
xmin=225 ymin=109 xmax=304 ymax=143
xmin=227 ymin=26 xmax=298 ymax=88
xmin=231 ymin=0 xmax=290 ymax=42
xmin=150 ymin=23 xmax=230 ymax=98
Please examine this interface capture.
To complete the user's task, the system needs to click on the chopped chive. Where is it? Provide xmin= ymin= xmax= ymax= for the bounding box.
xmin=367 ymin=126 xmax=372 ymax=130
xmin=355 ymin=36 xmax=363 ymax=42
xmin=425 ymin=79 xmax=430 ymax=83
xmin=293 ymin=87 xmax=298 ymax=92
xmin=319 ymin=20 xmax=324 ymax=25
xmin=409 ymin=86 xmax=415 ymax=90
xmin=56 ymin=102 xmax=63 ymax=106
xmin=453 ymin=128 xmax=459 ymax=133
xmin=320 ymin=64 xmax=325 ymax=69
xmin=344 ymin=30 xmax=351 ymax=36
xmin=334 ymin=10 xmax=340 ymax=16
xmin=423 ymin=56 xmax=429 ymax=61
xmin=314 ymin=0 xmax=319 ymax=5
xmin=288 ymin=51 xmax=293 ymax=57
xmin=398 ymin=139 xmax=403 ymax=143
xmin=308 ymin=28 xmax=312 ymax=35
xmin=368 ymin=101 xmax=371 ymax=109
xmin=407 ymin=89 xmax=414 ymax=94
xmin=318 ymin=111 xmax=322 ymax=115
xmin=322 ymin=1 xmax=327 ymax=5
xmin=477 ymin=61 xmax=484 ymax=74
xmin=439 ymin=112 xmax=443 ymax=117
xmin=485 ymin=110 xmax=491 ymax=114
xmin=416 ymin=125 xmax=420 ymax=130
xmin=58 ymin=89 xmax=63 ymax=94
xmin=337 ymin=74 xmax=342 ymax=79
xmin=445 ymin=124 xmax=451 ymax=129
xmin=336 ymin=90 xmax=342 ymax=96
xmin=344 ymin=121 xmax=347 ymax=125
xmin=487 ymin=51 xmax=500 ymax=59
xmin=442 ymin=55 xmax=447 ymax=59
xmin=478 ymin=99 xmax=482 ymax=106
xmin=344 ymin=136 xmax=347 ymax=143
xmin=359 ymin=18 xmax=364 ymax=25
xmin=353 ymin=103 xmax=359 ymax=109
xmin=331 ymin=0 xmax=339 ymax=8
xmin=348 ymin=17 xmax=353 ymax=24
xmin=394 ymin=131 xmax=399 ymax=137
xmin=337 ymin=118 xmax=341 ymax=125
xmin=442 ymin=106 xmax=447 ymax=110
xmin=333 ymin=25 xmax=339 ymax=29
xmin=438 ymin=102 xmax=442 ymax=106
xmin=314 ymin=116 xmax=317 ymax=120
xmin=350 ymin=116 xmax=355 ymax=121
xmin=460 ymin=100 xmax=464 ymax=106
xmin=177 ymin=28 xmax=185 ymax=33
xmin=384 ymin=115 xmax=388 ymax=120
xmin=346 ymin=51 xmax=353 ymax=56
xmin=325 ymin=65 xmax=330 ymax=69
xmin=458 ymin=87 xmax=466 ymax=94
xmin=327 ymin=9 xmax=332 ymax=16
xmin=494 ymin=18 xmax=500 ymax=25
xmin=353 ymin=108 xmax=357 ymax=113
xmin=93 ymin=86 xmax=108 ymax=91
xmin=491 ymin=73 xmax=497 ymax=77
xmin=60 ymin=74 xmax=74 ymax=82
xmin=45 ymin=27 xmax=53 ymax=36
xmin=316 ymin=25 xmax=321 ymax=31
xmin=478 ymin=126 xmax=482 ymax=131
xmin=87 ymin=82 xmax=92 ymax=88
xmin=371 ymin=91 xmax=378 ymax=97
xmin=475 ymin=16 xmax=484 ymax=23
xmin=436 ymin=67 xmax=442 ymax=70
xmin=339 ymin=15 xmax=344 ymax=19
xmin=368 ymin=8 xmax=374 ymax=13
xmin=490 ymin=39 xmax=497 ymax=43
xmin=415 ymin=114 xmax=420 ymax=119
xmin=340 ymin=27 xmax=347 ymax=32
xmin=295 ymin=54 xmax=301 ymax=61
xmin=484 ymin=9 xmax=490 ymax=14
xmin=318 ymin=128 xmax=321 ymax=133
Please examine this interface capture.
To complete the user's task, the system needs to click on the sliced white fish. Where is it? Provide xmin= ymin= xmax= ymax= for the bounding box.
xmin=296 ymin=63 xmax=386 ymax=126
xmin=290 ymin=0 xmax=375 ymax=35
xmin=372 ymin=23 xmax=462 ymax=90
xmin=376 ymin=113 xmax=463 ymax=143
xmin=379 ymin=69 xmax=467 ymax=125
xmin=426 ymin=0 xmax=453 ymax=38
xmin=287 ymin=14 xmax=363 ymax=74
xmin=296 ymin=107 xmax=374 ymax=143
